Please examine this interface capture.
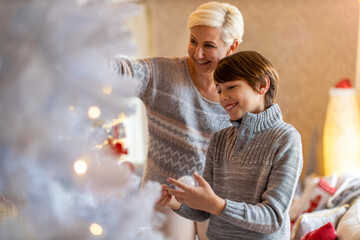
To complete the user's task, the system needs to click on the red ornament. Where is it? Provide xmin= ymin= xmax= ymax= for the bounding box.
xmin=104 ymin=136 xmax=128 ymax=157
xmin=334 ymin=78 xmax=352 ymax=89
xmin=111 ymin=141 xmax=128 ymax=155
xmin=100 ymin=123 xmax=128 ymax=157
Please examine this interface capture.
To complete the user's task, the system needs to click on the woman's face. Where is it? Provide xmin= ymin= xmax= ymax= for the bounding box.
xmin=188 ymin=25 xmax=231 ymax=76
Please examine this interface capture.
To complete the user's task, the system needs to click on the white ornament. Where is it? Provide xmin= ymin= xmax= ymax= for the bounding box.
xmin=175 ymin=175 xmax=198 ymax=191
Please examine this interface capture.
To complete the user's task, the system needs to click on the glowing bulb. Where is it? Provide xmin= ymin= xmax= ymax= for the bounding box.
xmin=74 ymin=159 xmax=87 ymax=175
xmin=90 ymin=223 xmax=103 ymax=236
xmin=68 ymin=105 xmax=75 ymax=111
xmin=102 ymin=86 xmax=112 ymax=94
xmin=88 ymin=106 xmax=101 ymax=119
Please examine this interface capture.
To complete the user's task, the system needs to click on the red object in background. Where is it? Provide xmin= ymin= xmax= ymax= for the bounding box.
xmin=105 ymin=124 xmax=128 ymax=157
xmin=335 ymin=78 xmax=352 ymax=88
xmin=120 ymin=161 xmax=135 ymax=173
xmin=111 ymin=141 xmax=128 ymax=155
xmin=300 ymin=222 xmax=337 ymax=240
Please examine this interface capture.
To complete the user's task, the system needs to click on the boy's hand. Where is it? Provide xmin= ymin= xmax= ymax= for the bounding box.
xmin=156 ymin=184 xmax=181 ymax=210
xmin=166 ymin=172 xmax=226 ymax=215
xmin=156 ymin=184 xmax=172 ymax=207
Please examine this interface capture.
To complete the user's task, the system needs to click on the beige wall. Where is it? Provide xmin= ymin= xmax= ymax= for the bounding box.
xmin=138 ymin=0 xmax=359 ymax=178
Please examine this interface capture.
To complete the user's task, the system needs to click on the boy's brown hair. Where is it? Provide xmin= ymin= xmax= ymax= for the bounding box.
xmin=214 ymin=51 xmax=279 ymax=108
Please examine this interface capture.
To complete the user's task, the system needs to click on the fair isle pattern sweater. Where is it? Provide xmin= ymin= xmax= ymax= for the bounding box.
xmin=112 ymin=56 xmax=231 ymax=184
xmin=175 ymin=104 xmax=303 ymax=240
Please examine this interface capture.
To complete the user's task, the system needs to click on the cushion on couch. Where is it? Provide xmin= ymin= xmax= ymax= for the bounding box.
xmin=291 ymin=204 xmax=349 ymax=240
xmin=336 ymin=197 xmax=360 ymax=240
xmin=299 ymin=222 xmax=336 ymax=240
xmin=328 ymin=177 xmax=360 ymax=208
xmin=290 ymin=175 xmax=337 ymax=222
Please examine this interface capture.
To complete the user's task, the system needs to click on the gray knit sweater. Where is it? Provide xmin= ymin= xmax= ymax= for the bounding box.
xmin=175 ymin=104 xmax=303 ymax=239
xmin=112 ymin=56 xmax=231 ymax=184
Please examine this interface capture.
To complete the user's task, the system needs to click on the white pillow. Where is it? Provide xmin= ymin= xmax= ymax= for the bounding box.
xmin=327 ymin=177 xmax=360 ymax=208
xmin=290 ymin=175 xmax=337 ymax=222
xmin=336 ymin=198 xmax=360 ymax=240
xmin=291 ymin=204 xmax=349 ymax=240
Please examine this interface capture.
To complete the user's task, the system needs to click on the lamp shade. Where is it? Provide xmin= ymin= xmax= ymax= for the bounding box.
xmin=323 ymin=81 xmax=360 ymax=176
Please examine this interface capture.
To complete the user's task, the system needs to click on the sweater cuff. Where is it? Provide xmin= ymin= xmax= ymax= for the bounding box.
xmin=219 ymin=199 xmax=246 ymax=221
xmin=174 ymin=203 xmax=186 ymax=214
xmin=174 ymin=203 xmax=191 ymax=218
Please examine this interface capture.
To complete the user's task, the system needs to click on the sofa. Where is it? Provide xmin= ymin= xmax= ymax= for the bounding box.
xmin=289 ymin=173 xmax=360 ymax=240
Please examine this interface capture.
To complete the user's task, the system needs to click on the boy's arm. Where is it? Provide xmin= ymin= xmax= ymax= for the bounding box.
xmin=166 ymin=173 xmax=225 ymax=215
xmin=165 ymin=135 xmax=221 ymax=222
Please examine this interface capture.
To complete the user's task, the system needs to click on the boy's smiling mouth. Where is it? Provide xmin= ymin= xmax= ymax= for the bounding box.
xmin=225 ymin=103 xmax=238 ymax=110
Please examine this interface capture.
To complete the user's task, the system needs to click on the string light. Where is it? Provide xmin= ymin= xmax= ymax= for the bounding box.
xmin=102 ymin=85 xmax=112 ymax=94
xmin=89 ymin=223 xmax=103 ymax=236
xmin=88 ymin=106 xmax=101 ymax=119
xmin=73 ymin=159 xmax=87 ymax=175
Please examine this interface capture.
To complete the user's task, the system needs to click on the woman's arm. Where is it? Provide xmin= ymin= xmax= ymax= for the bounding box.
xmin=108 ymin=57 xmax=152 ymax=99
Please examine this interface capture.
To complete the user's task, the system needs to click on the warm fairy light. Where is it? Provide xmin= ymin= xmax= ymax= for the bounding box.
xmin=102 ymin=85 xmax=112 ymax=94
xmin=68 ymin=105 xmax=75 ymax=111
xmin=74 ymin=159 xmax=87 ymax=175
xmin=90 ymin=223 xmax=103 ymax=236
xmin=88 ymin=106 xmax=101 ymax=119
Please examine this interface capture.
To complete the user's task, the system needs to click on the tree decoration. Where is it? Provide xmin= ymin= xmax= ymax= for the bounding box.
xmin=0 ymin=0 xmax=165 ymax=239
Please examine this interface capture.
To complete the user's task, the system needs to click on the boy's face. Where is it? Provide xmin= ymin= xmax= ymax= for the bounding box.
xmin=216 ymin=79 xmax=265 ymax=121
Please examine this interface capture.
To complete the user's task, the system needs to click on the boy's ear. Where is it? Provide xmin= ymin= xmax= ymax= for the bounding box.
xmin=258 ymin=76 xmax=270 ymax=95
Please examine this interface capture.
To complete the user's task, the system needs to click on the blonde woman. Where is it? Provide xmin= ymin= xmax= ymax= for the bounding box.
xmin=112 ymin=2 xmax=244 ymax=239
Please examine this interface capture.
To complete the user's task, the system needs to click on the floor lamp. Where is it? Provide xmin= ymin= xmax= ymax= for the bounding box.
xmin=323 ymin=78 xmax=360 ymax=176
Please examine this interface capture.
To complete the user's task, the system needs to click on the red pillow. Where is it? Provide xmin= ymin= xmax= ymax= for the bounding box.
xmin=300 ymin=222 xmax=336 ymax=240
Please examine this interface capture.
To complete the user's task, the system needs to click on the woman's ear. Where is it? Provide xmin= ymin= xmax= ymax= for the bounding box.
xmin=258 ymin=76 xmax=270 ymax=95
xmin=226 ymin=39 xmax=239 ymax=56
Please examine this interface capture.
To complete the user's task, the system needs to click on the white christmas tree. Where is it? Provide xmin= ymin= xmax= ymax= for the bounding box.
xmin=0 ymin=0 xmax=165 ymax=239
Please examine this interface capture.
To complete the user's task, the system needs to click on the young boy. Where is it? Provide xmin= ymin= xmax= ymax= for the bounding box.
xmin=157 ymin=51 xmax=303 ymax=239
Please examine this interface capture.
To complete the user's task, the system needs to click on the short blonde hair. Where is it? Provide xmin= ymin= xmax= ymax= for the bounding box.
xmin=187 ymin=1 xmax=244 ymax=45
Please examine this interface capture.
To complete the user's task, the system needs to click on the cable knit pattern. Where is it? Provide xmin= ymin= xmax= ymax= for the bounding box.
xmin=175 ymin=104 xmax=303 ymax=240
xmin=112 ymin=56 xmax=231 ymax=184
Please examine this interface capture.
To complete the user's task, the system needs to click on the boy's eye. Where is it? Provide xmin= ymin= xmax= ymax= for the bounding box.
xmin=190 ymin=39 xmax=197 ymax=45
xmin=217 ymin=89 xmax=221 ymax=94
xmin=205 ymin=44 xmax=215 ymax=48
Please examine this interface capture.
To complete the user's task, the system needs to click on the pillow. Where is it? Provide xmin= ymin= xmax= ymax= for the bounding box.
xmin=291 ymin=204 xmax=349 ymax=240
xmin=336 ymin=198 xmax=360 ymax=240
xmin=290 ymin=175 xmax=337 ymax=222
xmin=300 ymin=222 xmax=336 ymax=240
xmin=328 ymin=177 xmax=360 ymax=208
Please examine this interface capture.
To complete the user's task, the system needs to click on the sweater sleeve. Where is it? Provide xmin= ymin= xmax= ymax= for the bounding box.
xmin=173 ymin=135 xmax=217 ymax=222
xmin=174 ymin=203 xmax=210 ymax=222
xmin=108 ymin=57 xmax=152 ymax=101
xmin=218 ymin=130 xmax=303 ymax=234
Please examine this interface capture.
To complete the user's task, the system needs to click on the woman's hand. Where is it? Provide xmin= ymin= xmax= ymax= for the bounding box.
xmin=166 ymin=172 xmax=226 ymax=215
